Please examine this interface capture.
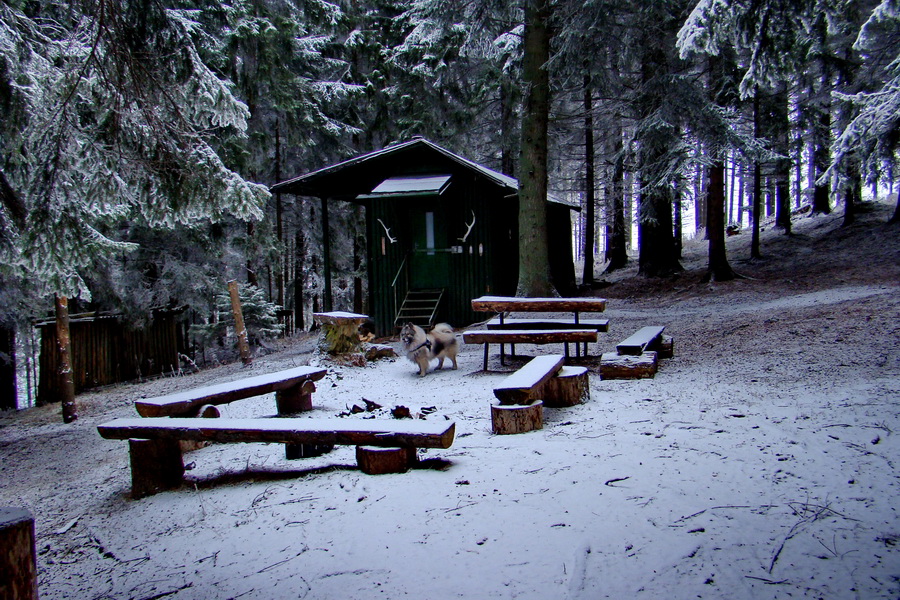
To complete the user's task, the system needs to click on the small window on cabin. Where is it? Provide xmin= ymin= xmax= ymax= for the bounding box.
xmin=426 ymin=211 xmax=435 ymax=255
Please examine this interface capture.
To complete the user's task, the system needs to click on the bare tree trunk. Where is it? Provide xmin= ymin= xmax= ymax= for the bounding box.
xmin=227 ymin=281 xmax=253 ymax=366
xmin=275 ymin=123 xmax=284 ymax=307
xmin=54 ymin=296 xmax=77 ymax=423
xmin=774 ymin=84 xmax=792 ymax=234
xmin=582 ymin=74 xmax=596 ymax=286
xmin=516 ymin=0 xmax=554 ymax=296
xmin=705 ymin=161 xmax=736 ymax=281
xmin=751 ymin=87 xmax=763 ymax=259
xmin=0 ymin=324 xmax=16 ymax=410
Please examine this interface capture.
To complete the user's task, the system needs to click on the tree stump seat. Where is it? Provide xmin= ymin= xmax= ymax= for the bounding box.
xmin=490 ymin=355 xmax=590 ymax=434
xmin=97 ymin=417 xmax=456 ymax=498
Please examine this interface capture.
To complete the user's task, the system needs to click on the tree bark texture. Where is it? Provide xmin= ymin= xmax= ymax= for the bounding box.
xmin=751 ymin=88 xmax=763 ymax=259
xmin=604 ymin=122 xmax=628 ymax=273
xmin=0 ymin=324 xmax=16 ymax=411
xmin=0 ymin=507 xmax=39 ymax=600
xmin=705 ymin=161 xmax=736 ymax=281
xmin=773 ymin=84 xmax=792 ymax=233
xmin=491 ymin=400 xmax=543 ymax=435
xmin=227 ymin=280 xmax=253 ymax=366
xmin=516 ymin=0 xmax=554 ymax=297
xmin=54 ymin=295 xmax=78 ymax=423
xmin=582 ymin=75 xmax=596 ymax=285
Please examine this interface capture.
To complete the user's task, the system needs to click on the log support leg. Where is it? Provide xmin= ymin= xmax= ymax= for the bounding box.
xmin=129 ymin=438 xmax=184 ymax=499
xmin=491 ymin=400 xmax=543 ymax=435
xmin=543 ymin=366 xmax=590 ymax=407
xmin=0 ymin=507 xmax=38 ymax=600
xmin=599 ymin=351 xmax=659 ymax=380
xmin=356 ymin=446 xmax=418 ymax=475
xmin=278 ymin=380 xmax=334 ymax=459
xmin=655 ymin=335 xmax=674 ymax=359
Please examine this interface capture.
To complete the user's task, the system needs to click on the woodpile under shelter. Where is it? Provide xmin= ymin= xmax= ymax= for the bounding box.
xmin=272 ymin=138 xmax=578 ymax=335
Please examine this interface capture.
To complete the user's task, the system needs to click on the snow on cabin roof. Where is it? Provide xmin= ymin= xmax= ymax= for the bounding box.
xmin=358 ymin=174 xmax=452 ymax=199
xmin=270 ymin=137 xmax=578 ymax=209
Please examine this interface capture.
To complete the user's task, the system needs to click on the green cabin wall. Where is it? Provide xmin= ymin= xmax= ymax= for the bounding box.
xmin=365 ymin=176 xmax=518 ymax=335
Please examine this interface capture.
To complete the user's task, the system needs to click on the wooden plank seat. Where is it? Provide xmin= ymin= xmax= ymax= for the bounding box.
xmin=471 ymin=296 xmax=607 ymax=313
xmin=486 ymin=317 xmax=609 ymax=332
xmin=134 ymin=366 xmax=328 ymax=418
xmin=97 ymin=417 xmax=456 ymax=497
xmin=615 ymin=326 xmax=666 ymax=355
xmin=490 ymin=355 xmax=590 ymax=434
xmin=463 ymin=329 xmax=598 ymax=370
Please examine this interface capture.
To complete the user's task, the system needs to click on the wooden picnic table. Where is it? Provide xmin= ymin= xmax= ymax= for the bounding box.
xmin=470 ymin=296 xmax=608 ymax=362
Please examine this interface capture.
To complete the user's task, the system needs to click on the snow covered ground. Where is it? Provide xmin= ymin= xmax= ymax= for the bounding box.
xmin=2 ymin=201 xmax=899 ymax=599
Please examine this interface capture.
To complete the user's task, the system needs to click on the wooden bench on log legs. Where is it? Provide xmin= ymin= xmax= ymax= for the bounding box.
xmin=97 ymin=418 xmax=456 ymax=498
xmin=134 ymin=365 xmax=331 ymax=459
xmin=490 ymin=354 xmax=590 ymax=435
xmin=463 ymin=329 xmax=598 ymax=370
xmin=600 ymin=326 xmax=674 ymax=379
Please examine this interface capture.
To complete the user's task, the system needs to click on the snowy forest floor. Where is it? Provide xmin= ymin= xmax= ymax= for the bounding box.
xmin=2 ymin=200 xmax=899 ymax=600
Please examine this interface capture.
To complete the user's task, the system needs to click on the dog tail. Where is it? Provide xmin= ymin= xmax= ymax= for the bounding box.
xmin=431 ymin=323 xmax=454 ymax=334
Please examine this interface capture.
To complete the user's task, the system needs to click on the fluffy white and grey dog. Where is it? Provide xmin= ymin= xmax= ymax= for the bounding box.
xmin=399 ymin=322 xmax=459 ymax=377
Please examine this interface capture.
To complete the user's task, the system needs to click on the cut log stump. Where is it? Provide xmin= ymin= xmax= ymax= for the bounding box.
xmin=542 ymin=366 xmax=590 ymax=407
xmin=0 ymin=507 xmax=38 ymax=600
xmin=491 ymin=400 xmax=543 ymax=435
xmin=656 ymin=335 xmax=674 ymax=359
xmin=599 ymin=351 xmax=658 ymax=380
xmin=356 ymin=446 xmax=418 ymax=474
xmin=129 ymin=438 xmax=184 ymax=499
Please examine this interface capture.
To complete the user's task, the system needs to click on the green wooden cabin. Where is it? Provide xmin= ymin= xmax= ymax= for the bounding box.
xmin=272 ymin=138 xmax=577 ymax=335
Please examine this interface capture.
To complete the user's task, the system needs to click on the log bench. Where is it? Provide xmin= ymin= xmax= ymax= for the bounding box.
xmin=135 ymin=366 xmax=328 ymax=417
xmin=97 ymin=417 xmax=456 ymax=498
xmin=463 ymin=329 xmax=598 ymax=370
xmin=601 ymin=326 xmax=673 ymax=379
xmin=490 ymin=355 xmax=590 ymax=434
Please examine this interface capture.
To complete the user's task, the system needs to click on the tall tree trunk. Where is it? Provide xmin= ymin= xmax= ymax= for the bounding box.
xmin=751 ymin=87 xmax=763 ymax=259
xmin=275 ymin=123 xmax=284 ymax=307
xmin=516 ymin=0 xmax=554 ymax=296
xmin=500 ymin=79 xmax=517 ymax=178
xmin=705 ymin=161 xmax=736 ymax=281
xmin=582 ymin=75 xmax=596 ymax=286
xmin=54 ymin=295 xmax=77 ymax=423
xmin=604 ymin=124 xmax=628 ymax=273
xmin=0 ymin=324 xmax=16 ymax=410
xmin=674 ymin=177 xmax=683 ymax=258
xmin=774 ymin=84 xmax=792 ymax=233
xmin=843 ymin=156 xmax=861 ymax=226
xmin=321 ymin=196 xmax=334 ymax=310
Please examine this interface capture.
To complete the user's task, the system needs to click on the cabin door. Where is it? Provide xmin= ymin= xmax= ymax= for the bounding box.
xmin=409 ymin=207 xmax=449 ymax=289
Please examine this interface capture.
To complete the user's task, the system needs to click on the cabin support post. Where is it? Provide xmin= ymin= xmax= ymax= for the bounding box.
xmin=321 ymin=196 xmax=333 ymax=312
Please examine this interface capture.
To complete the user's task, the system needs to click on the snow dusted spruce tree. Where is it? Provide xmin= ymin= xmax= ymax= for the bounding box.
xmin=677 ymin=0 xmax=895 ymax=231
xmin=827 ymin=0 xmax=900 ymax=222
xmin=0 ymin=1 xmax=270 ymax=419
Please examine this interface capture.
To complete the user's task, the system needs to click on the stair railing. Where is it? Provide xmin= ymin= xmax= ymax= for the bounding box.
xmin=390 ymin=253 xmax=410 ymax=328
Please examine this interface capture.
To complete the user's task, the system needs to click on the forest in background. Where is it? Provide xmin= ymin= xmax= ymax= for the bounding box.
xmin=1 ymin=0 xmax=899 ymax=411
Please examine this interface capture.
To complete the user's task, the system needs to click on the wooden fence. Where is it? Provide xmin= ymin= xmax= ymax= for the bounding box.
xmin=36 ymin=311 xmax=183 ymax=404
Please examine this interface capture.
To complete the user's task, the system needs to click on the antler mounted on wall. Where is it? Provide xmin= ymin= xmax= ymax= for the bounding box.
xmin=458 ymin=210 xmax=476 ymax=243
xmin=377 ymin=218 xmax=397 ymax=243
